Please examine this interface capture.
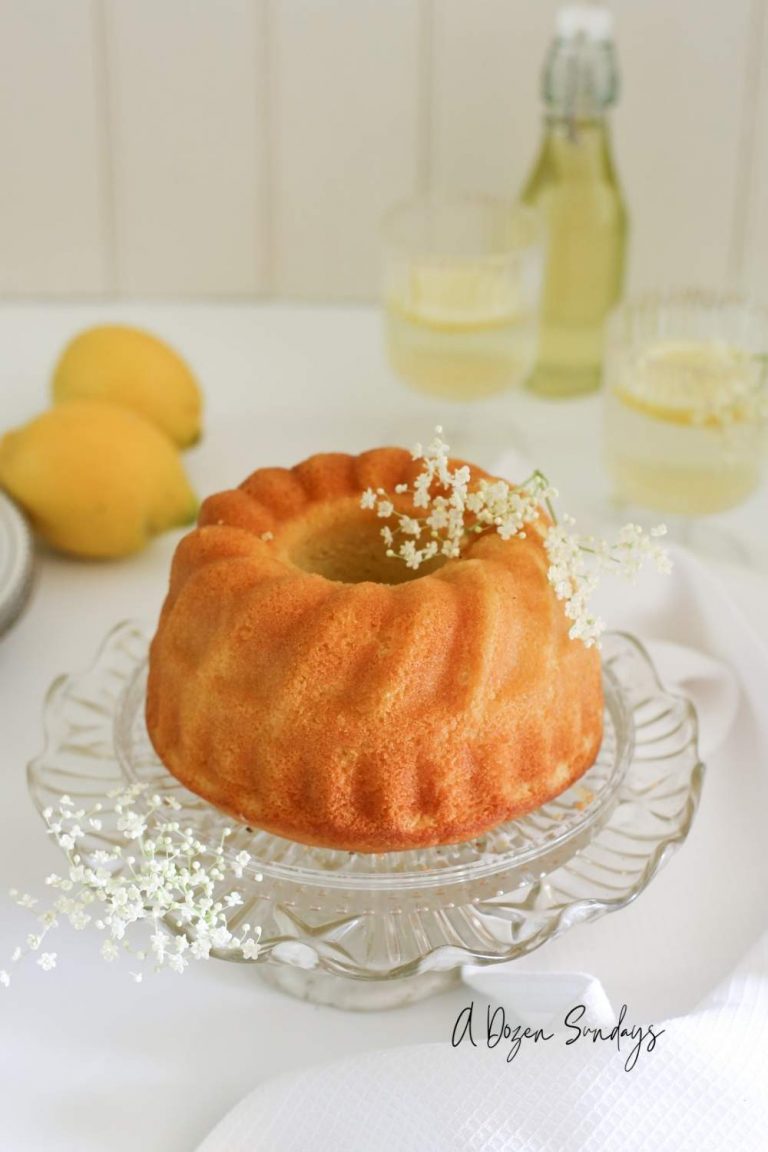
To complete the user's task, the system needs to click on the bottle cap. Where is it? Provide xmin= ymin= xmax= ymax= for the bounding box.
xmin=557 ymin=5 xmax=613 ymax=43
xmin=544 ymin=4 xmax=618 ymax=114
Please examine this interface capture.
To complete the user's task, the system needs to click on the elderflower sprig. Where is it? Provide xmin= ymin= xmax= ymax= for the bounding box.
xmin=361 ymin=428 xmax=558 ymax=569
xmin=360 ymin=427 xmax=671 ymax=648
xmin=1 ymin=786 xmax=262 ymax=988
xmin=545 ymin=516 xmax=671 ymax=646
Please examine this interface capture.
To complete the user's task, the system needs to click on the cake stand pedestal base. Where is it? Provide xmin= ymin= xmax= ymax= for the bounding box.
xmin=258 ymin=962 xmax=460 ymax=1011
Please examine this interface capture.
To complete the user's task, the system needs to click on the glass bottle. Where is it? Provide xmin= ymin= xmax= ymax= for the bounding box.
xmin=521 ymin=4 xmax=627 ymax=397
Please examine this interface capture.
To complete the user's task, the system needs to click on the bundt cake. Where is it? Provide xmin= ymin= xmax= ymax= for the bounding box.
xmin=146 ymin=448 xmax=603 ymax=852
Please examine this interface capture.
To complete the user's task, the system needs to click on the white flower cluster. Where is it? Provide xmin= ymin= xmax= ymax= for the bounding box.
xmin=624 ymin=346 xmax=768 ymax=462
xmin=692 ymin=377 xmax=768 ymax=464
xmin=545 ymin=516 xmax=671 ymax=646
xmin=361 ymin=427 xmax=556 ymax=570
xmin=691 ymin=380 xmax=768 ymax=430
xmin=1 ymin=786 xmax=262 ymax=988
xmin=361 ymin=428 xmax=671 ymax=648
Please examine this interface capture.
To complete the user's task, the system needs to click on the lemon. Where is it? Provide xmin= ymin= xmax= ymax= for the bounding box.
xmin=0 ymin=403 xmax=198 ymax=558
xmin=52 ymin=325 xmax=203 ymax=448
xmin=392 ymin=265 xmax=522 ymax=331
xmin=615 ymin=341 xmax=759 ymax=427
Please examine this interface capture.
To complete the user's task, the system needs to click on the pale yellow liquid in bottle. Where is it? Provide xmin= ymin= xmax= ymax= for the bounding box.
xmin=604 ymin=341 xmax=763 ymax=514
xmin=385 ymin=265 xmax=539 ymax=401
xmin=523 ymin=120 xmax=626 ymax=396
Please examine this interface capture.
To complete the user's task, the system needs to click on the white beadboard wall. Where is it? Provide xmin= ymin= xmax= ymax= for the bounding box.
xmin=0 ymin=0 xmax=766 ymax=302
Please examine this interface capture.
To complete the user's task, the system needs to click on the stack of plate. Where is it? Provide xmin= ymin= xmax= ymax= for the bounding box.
xmin=0 ymin=491 xmax=34 ymax=635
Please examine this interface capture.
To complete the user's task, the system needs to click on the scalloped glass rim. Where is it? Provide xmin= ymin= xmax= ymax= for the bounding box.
xmin=111 ymin=646 xmax=634 ymax=891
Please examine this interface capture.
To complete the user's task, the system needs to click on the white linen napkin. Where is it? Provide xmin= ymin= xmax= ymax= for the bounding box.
xmin=196 ymin=943 xmax=768 ymax=1151
xmin=196 ymin=547 xmax=768 ymax=1152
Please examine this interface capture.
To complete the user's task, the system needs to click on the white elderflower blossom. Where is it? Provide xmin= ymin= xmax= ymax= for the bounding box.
xmin=241 ymin=934 xmax=261 ymax=960
xmin=361 ymin=427 xmax=670 ymax=648
xmin=12 ymin=892 xmax=38 ymax=910
xmin=3 ymin=787 xmax=265 ymax=986
xmin=191 ymin=937 xmax=212 ymax=961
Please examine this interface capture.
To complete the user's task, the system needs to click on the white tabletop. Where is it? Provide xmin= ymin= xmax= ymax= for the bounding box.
xmin=1 ymin=302 xmax=767 ymax=1152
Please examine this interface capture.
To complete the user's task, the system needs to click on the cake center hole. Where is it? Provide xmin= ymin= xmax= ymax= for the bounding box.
xmin=288 ymin=505 xmax=447 ymax=585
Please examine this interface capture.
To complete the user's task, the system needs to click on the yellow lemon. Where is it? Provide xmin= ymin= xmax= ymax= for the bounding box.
xmin=52 ymin=324 xmax=203 ymax=448
xmin=393 ymin=264 xmax=522 ymax=330
xmin=615 ymin=341 xmax=759 ymax=427
xmin=0 ymin=403 xmax=198 ymax=558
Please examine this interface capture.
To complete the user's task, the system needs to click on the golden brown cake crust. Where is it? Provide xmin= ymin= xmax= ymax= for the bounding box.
xmin=146 ymin=448 xmax=603 ymax=852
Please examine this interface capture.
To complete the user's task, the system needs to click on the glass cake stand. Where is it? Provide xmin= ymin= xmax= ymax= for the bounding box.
xmin=28 ymin=622 xmax=703 ymax=1010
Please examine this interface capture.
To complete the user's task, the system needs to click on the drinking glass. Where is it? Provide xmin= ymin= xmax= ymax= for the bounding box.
xmin=602 ymin=291 xmax=768 ymax=558
xmin=381 ymin=198 xmax=545 ymax=459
